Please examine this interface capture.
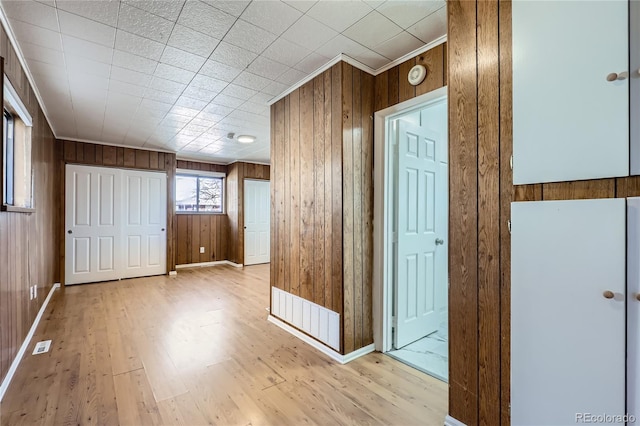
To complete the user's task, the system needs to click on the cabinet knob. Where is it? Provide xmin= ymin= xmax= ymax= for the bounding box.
xmin=606 ymin=72 xmax=628 ymax=82
xmin=636 ymin=293 xmax=640 ymax=302
xmin=603 ymin=290 xmax=615 ymax=299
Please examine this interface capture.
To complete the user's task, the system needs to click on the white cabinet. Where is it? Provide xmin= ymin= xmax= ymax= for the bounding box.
xmin=511 ymin=199 xmax=627 ymax=425
xmin=512 ymin=1 xmax=629 ymax=184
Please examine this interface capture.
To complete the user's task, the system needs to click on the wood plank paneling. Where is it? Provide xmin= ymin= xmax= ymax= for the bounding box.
xmin=313 ymin=75 xmax=325 ymax=307
xmin=477 ymin=1 xmax=501 ymax=424
xmin=299 ymin=81 xmax=314 ymax=302
xmin=289 ymin=89 xmax=301 ymax=297
xmin=448 ymin=1 xmax=479 ymax=424
xmin=542 ymin=179 xmax=615 ymax=200
xmin=331 ymin=67 xmax=343 ymax=315
xmin=0 ymin=47 xmax=61 ymax=385
xmin=398 ymin=58 xmax=416 ymax=102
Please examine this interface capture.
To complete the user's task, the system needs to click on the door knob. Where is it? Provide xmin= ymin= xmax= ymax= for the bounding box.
xmin=67 ymin=230 xmax=72 ymax=234
xmin=435 ymin=238 xmax=444 ymax=245
xmin=603 ymin=290 xmax=615 ymax=299
xmin=606 ymin=71 xmax=628 ymax=81
xmin=161 ymin=228 xmax=165 ymax=231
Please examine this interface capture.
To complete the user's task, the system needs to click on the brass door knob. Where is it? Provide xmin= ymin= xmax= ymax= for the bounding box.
xmin=603 ymin=290 xmax=615 ymax=299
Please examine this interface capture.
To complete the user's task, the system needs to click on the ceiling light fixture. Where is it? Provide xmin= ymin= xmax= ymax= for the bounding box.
xmin=237 ymin=135 xmax=256 ymax=144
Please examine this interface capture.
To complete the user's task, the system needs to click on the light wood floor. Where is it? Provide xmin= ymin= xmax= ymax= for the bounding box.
xmin=0 ymin=264 xmax=447 ymax=425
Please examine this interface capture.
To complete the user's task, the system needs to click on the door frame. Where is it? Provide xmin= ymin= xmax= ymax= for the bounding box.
xmin=373 ymin=86 xmax=448 ymax=352
xmin=243 ymin=178 xmax=271 ymax=265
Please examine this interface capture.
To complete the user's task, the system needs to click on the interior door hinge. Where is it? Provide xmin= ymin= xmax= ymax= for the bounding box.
xmin=508 ymin=219 xmax=512 ymax=234
xmin=510 ymin=154 xmax=513 ymax=170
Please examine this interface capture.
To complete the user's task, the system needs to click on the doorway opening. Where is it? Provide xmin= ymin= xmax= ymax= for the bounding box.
xmin=373 ymin=87 xmax=448 ymax=382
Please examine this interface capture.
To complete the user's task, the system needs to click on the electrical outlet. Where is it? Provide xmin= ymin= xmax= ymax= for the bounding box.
xmin=200 ymin=247 xmax=205 ymax=254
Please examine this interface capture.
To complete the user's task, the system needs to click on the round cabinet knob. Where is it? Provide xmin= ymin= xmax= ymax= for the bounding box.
xmin=161 ymin=228 xmax=165 ymax=231
xmin=603 ymin=290 xmax=615 ymax=299
xmin=636 ymin=293 xmax=640 ymax=302
xmin=67 ymin=230 xmax=72 ymax=234
xmin=607 ymin=72 xmax=628 ymax=82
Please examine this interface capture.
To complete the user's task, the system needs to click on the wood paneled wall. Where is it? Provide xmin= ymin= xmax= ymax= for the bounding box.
xmin=270 ymin=62 xmax=374 ymax=354
xmin=59 ymin=140 xmax=177 ymax=276
xmin=374 ymin=43 xmax=447 ymax=111
xmin=0 ymin=27 xmax=61 ymax=384
xmin=175 ymin=160 xmax=229 ymax=265
xmin=226 ymin=161 xmax=270 ymax=265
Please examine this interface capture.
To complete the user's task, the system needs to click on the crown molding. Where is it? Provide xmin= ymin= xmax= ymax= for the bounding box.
xmin=268 ymin=34 xmax=448 ymax=106
xmin=0 ymin=5 xmax=57 ymax=137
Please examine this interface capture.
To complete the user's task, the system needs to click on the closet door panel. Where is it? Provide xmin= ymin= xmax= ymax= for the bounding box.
xmin=511 ymin=198 xmax=626 ymax=425
xmin=513 ymin=1 xmax=628 ymax=184
xmin=628 ymin=197 xmax=640 ymax=419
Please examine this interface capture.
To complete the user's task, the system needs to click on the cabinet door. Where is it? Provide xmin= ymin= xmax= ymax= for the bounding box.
xmin=511 ymin=199 xmax=626 ymax=425
xmin=513 ymin=1 xmax=628 ymax=184
xmin=628 ymin=197 xmax=640 ymax=419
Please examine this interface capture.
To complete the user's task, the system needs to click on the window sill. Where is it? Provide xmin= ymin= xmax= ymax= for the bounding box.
xmin=176 ymin=211 xmax=226 ymax=215
xmin=2 ymin=205 xmax=35 ymax=213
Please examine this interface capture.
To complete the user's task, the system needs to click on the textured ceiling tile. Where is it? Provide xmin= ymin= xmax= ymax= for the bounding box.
xmin=211 ymin=94 xmax=244 ymax=109
xmin=221 ymin=84 xmax=257 ymax=100
xmin=377 ymin=0 xmax=444 ymax=29
xmin=276 ymin=67 xmax=306 ymax=87
xmin=145 ymin=89 xmax=180 ymax=104
xmin=316 ymin=34 xmax=366 ymax=59
xmin=56 ymin=0 xmax=120 ymax=26
xmin=111 ymin=65 xmax=153 ymax=86
xmin=247 ymin=56 xmax=288 ymax=80
xmin=136 ymin=107 xmax=167 ymax=119
xmin=182 ymin=84 xmax=219 ymax=103
xmin=233 ymin=71 xmax=272 ymax=91
xmin=307 ymin=0 xmax=372 ymax=33
xmin=148 ymin=76 xmax=186 ymax=95
xmin=65 ymin=54 xmax=112 ymax=78
xmin=223 ymin=19 xmax=278 ymax=55
xmin=237 ymin=101 xmax=268 ymax=115
xmin=262 ymin=37 xmax=310 ymax=68
xmin=374 ymin=31 xmax=424 ymax=61
xmin=3 ymin=0 xmax=58 ymax=31
xmin=364 ymin=0 xmax=385 ymax=8
xmin=10 ymin=20 xmax=62 ymax=50
xmin=203 ymin=103 xmax=234 ymax=117
xmin=169 ymin=106 xmax=200 ymax=118
xmin=407 ymin=7 xmax=446 ymax=44
xmin=140 ymin=98 xmax=173 ymax=112
xmin=109 ymin=79 xmax=148 ymax=98
xmin=113 ymin=50 xmax=158 ymax=74
xmin=191 ymin=74 xmax=230 ymax=93
xmin=343 ymin=10 xmax=403 ymax=49
xmin=209 ymin=42 xmax=257 ymax=69
xmin=115 ymin=30 xmax=165 ymax=60
xmin=123 ymin=0 xmax=185 ymax=21
xmin=177 ymin=1 xmax=236 ymax=39
xmin=118 ymin=3 xmax=175 ymax=43
xmin=281 ymin=15 xmax=337 ymax=51
xmin=20 ymin=41 xmax=65 ymax=66
xmin=197 ymin=111 xmax=225 ymax=124
xmin=168 ymin=24 xmax=220 ymax=58
xmin=294 ymin=52 xmax=330 ymax=74
xmin=183 ymin=122 xmax=210 ymax=134
xmin=199 ymin=60 xmax=243 ymax=83
xmin=154 ymin=63 xmax=195 ymax=84
xmin=240 ymin=1 xmax=302 ymax=36
xmin=58 ymin=10 xmax=116 ymax=47
xmin=29 ymin=59 xmax=68 ymax=84
xmin=175 ymin=95 xmax=208 ymax=111
xmin=261 ymin=81 xmax=288 ymax=97
xmin=62 ymin=34 xmax=114 ymax=63
xmin=283 ymin=0 xmax=317 ymax=13
xmin=68 ymin=72 xmax=110 ymax=92
xmin=351 ymin=46 xmax=390 ymax=69
xmin=160 ymin=46 xmax=207 ymax=73
xmin=248 ymin=92 xmax=274 ymax=104
xmin=202 ymin=0 xmax=249 ymax=17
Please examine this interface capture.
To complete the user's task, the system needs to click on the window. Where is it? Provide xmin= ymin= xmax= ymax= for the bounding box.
xmin=176 ymin=170 xmax=224 ymax=213
xmin=2 ymin=77 xmax=33 ymax=211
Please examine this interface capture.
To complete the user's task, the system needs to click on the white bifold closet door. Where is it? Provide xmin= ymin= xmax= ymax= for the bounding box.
xmin=511 ymin=198 xmax=626 ymax=425
xmin=628 ymin=197 xmax=640 ymax=420
xmin=65 ymin=165 xmax=167 ymax=285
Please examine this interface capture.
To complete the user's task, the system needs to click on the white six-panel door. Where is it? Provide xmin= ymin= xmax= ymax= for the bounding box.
xmin=394 ymin=119 xmax=445 ymax=348
xmin=65 ymin=165 xmax=167 ymax=285
xmin=65 ymin=165 xmax=121 ymax=285
xmin=244 ymin=179 xmax=270 ymax=265
xmin=121 ymin=169 xmax=167 ymax=279
xmin=511 ymin=199 xmax=626 ymax=425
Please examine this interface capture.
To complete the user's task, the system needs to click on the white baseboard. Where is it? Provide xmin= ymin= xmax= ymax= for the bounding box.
xmin=176 ymin=260 xmax=243 ymax=269
xmin=267 ymin=314 xmax=375 ymax=364
xmin=444 ymin=415 xmax=467 ymax=426
xmin=0 ymin=283 xmax=60 ymax=401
